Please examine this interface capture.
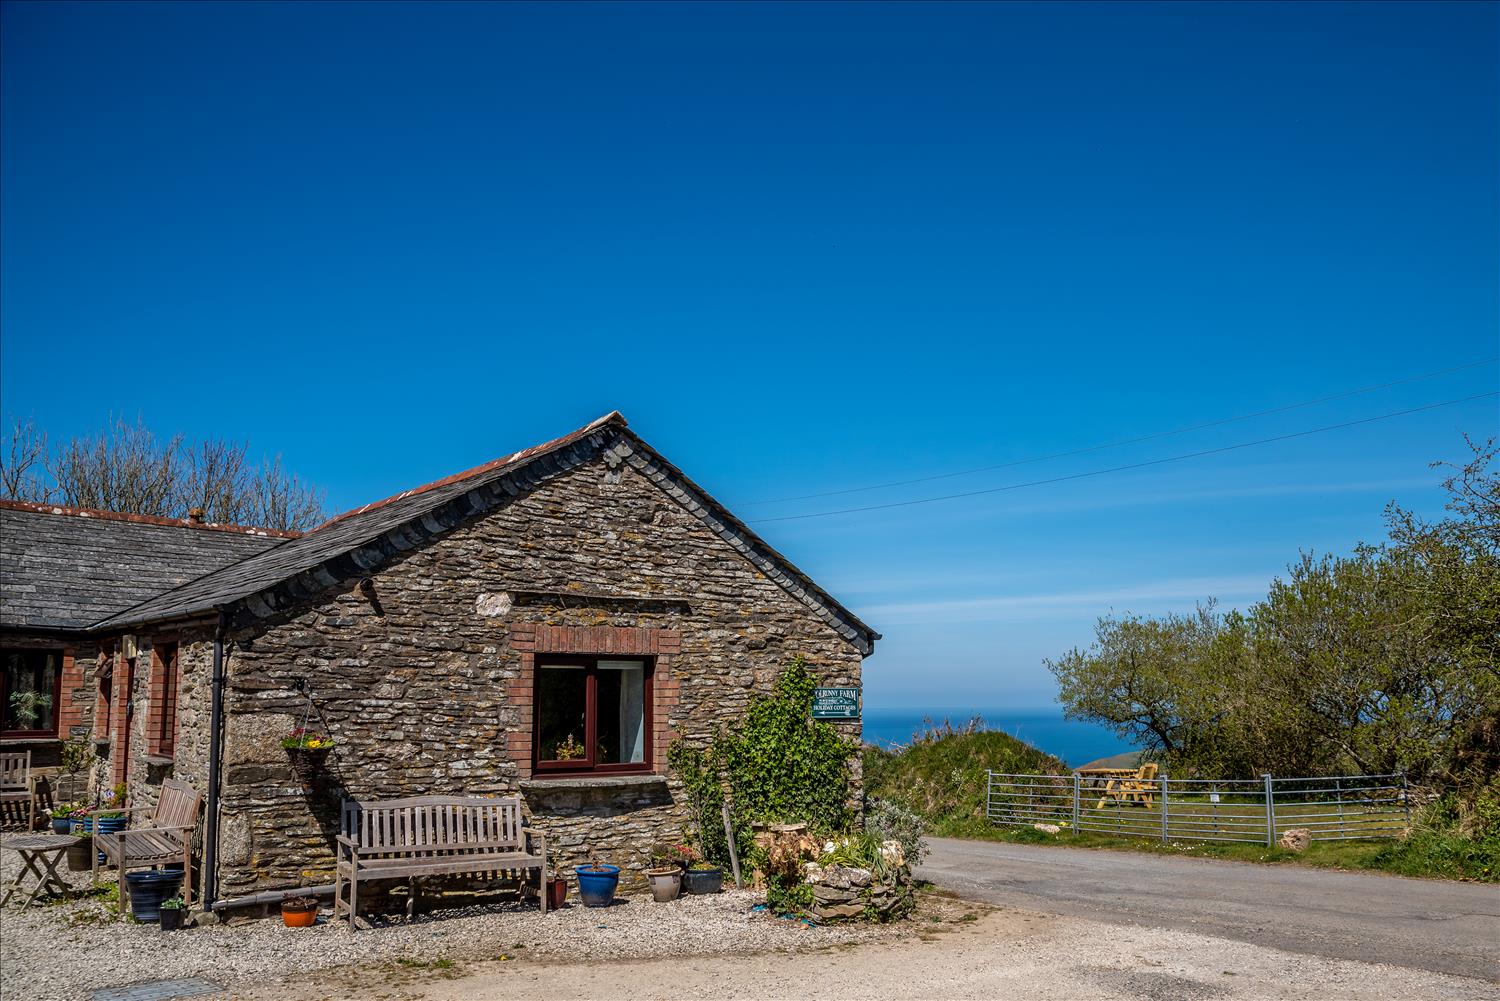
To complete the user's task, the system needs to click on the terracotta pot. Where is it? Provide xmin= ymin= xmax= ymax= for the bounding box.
xmin=646 ymin=867 xmax=681 ymax=903
xmin=281 ymin=902 xmax=318 ymax=928
xmin=545 ymin=877 xmax=568 ymax=911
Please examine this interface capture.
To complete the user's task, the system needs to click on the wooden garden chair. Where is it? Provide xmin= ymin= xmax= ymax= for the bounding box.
xmin=90 ymin=778 xmax=203 ymax=915
xmin=0 ymin=752 xmax=39 ymax=831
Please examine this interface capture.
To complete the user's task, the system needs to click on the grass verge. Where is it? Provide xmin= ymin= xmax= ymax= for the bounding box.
xmin=954 ymin=822 xmax=1498 ymax=881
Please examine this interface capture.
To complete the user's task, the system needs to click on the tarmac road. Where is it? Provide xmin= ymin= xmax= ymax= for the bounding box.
xmin=918 ymin=836 xmax=1500 ymax=982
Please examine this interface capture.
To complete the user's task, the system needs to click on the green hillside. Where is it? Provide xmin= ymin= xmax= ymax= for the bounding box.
xmin=864 ymin=724 xmax=1064 ymax=838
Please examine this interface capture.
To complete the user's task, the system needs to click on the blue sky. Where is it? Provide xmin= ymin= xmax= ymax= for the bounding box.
xmin=2 ymin=2 xmax=1496 ymax=709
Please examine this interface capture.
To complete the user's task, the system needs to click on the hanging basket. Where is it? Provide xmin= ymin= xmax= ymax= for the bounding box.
xmin=285 ymin=744 xmax=333 ymax=783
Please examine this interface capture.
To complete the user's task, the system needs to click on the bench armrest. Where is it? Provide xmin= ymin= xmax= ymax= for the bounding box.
xmin=77 ymin=804 xmax=156 ymax=817
xmin=335 ymin=834 xmax=360 ymax=851
xmin=106 ymin=824 xmax=192 ymax=840
xmin=521 ymin=826 xmax=546 ymax=854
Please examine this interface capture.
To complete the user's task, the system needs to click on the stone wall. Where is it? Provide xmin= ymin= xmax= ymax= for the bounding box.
xmin=207 ymin=450 xmax=866 ymax=899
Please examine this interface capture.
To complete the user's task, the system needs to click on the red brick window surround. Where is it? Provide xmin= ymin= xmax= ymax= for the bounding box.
xmin=146 ymin=641 xmax=179 ymax=759
xmin=94 ymin=647 xmax=113 ymax=742
xmin=110 ymin=653 xmax=134 ymax=787
xmin=508 ymin=625 xmax=681 ymax=780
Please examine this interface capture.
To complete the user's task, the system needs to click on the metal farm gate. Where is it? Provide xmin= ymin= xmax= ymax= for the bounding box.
xmin=985 ymin=771 xmax=1409 ymax=845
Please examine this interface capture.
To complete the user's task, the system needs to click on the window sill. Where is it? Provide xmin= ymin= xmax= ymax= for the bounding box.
xmin=521 ymin=774 xmax=666 ymax=792
xmin=143 ymin=755 xmax=175 ymax=768
xmin=1 ymin=736 xmax=62 ymax=746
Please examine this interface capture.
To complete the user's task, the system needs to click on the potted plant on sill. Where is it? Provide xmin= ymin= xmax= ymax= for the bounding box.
xmin=573 ymin=857 xmax=620 ymax=908
xmin=280 ymin=894 xmax=320 ymax=928
xmin=281 ymin=728 xmax=335 ymax=783
xmin=159 ymin=896 xmax=186 ymax=931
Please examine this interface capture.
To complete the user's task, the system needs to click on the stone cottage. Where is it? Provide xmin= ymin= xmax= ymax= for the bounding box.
xmin=0 ymin=412 xmax=879 ymax=904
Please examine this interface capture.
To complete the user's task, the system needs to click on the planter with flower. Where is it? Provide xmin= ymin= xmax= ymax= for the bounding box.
xmin=646 ymin=845 xmax=690 ymax=903
xmin=282 ymin=729 xmax=335 ymax=783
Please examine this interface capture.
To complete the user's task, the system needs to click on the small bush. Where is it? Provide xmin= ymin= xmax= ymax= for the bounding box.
xmin=865 ymin=798 xmax=928 ymax=866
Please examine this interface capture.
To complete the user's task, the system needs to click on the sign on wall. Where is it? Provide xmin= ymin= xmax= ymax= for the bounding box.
xmin=811 ymin=687 xmax=861 ymax=720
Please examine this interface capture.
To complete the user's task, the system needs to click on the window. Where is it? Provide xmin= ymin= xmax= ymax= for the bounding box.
xmin=2 ymin=649 xmax=62 ymax=737
xmin=534 ymin=656 xmax=651 ymax=774
xmin=148 ymin=641 xmax=179 ymax=758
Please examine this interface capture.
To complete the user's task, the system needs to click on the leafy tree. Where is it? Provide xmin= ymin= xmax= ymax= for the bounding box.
xmin=1047 ymin=437 xmax=1499 ymax=816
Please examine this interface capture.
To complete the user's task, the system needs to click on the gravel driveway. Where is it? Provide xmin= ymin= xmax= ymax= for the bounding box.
xmin=0 ymin=850 xmax=902 ymax=1001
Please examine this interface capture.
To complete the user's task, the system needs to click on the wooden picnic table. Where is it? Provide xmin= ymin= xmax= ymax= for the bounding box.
xmin=1 ymin=834 xmax=79 ymax=908
xmin=1076 ymin=765 xmax=1159 ymax=809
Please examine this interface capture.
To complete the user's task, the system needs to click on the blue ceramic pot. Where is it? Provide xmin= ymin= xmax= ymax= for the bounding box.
xmin=574 ymin=864 xmax=620 ymax=907
xmin=50 ymin=816 xmax=71 ymax=834
xmin=682 ymin=868 xmax=723 ymax=895
xmin=125 ymin=868 xmax=183 ymax=923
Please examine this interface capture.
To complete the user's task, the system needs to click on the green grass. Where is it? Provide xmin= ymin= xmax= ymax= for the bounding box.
xmin=969 ymin=823 xmax=1498 ymax=882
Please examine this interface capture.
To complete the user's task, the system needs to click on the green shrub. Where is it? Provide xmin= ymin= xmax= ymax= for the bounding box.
xmin=668 ymin=656 xmax=859 ymax=867
xmin=863 ymin=725 xmax=1063 ymax=837
xmin=864 ymin=798 xmax=927 ymax=865
xmin=717 ymin=657 xmax=857 ymax=832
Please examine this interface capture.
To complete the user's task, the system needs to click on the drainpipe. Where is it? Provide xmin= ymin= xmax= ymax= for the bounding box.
xmin=201 ymin=608 xmax=228 ymax=911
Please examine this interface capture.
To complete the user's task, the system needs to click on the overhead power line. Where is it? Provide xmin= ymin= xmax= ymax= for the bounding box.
xmin=751 ymin=392 xmax=1499 ymax=524
xmin=743 ymin=357 xmax=1499 ymax=506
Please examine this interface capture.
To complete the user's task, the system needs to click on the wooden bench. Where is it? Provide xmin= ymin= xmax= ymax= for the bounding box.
xmin=0 ymin=752 xmax=39 ymax=831
xmin=92 ymin=778 xmax=203 ymax=915
xmin=334 ymin=795 xmax=547 ymax=929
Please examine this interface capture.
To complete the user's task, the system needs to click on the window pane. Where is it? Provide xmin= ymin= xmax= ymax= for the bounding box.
xmin=597 ymin=660 xmax=645 ymax=764
xmin=537 ymin=665 xmax=587 ymax=762
xmin=3 ymin=651 xmax=58 ymax=733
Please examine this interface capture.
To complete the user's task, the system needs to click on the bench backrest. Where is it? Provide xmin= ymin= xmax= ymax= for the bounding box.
xmin=341 ymin=795 xmax=524 ymax=853
xmin=0 ymin=751 xmax=30 ymax=792
xmin=1136 ymin=763 xmax=1159 ymax=782
xmin=150 ymin=779 xmax=202 ymax=831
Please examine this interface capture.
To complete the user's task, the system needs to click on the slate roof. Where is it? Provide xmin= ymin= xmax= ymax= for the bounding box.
xmin=0 ymin=501 xmax=294 ymax=631
xmin=86 ymin=412 xmax=880 ymax=654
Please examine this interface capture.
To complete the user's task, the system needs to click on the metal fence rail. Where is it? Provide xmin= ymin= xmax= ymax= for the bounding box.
xmin=985 ymin=770 xmax=1408 ymax=845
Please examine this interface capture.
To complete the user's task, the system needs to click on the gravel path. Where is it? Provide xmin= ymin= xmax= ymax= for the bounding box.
xmin=0 ymin=849 xmax=906 ymax=1001
xmin=315 ymin=907 xmax=1500 ymax=1001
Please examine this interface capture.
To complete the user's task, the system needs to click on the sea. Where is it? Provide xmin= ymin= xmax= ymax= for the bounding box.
xmin=860 ymin=707 xmax=1137 ymax=768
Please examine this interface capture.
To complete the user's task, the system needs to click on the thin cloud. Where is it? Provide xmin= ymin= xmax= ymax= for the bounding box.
xmin=860 ymin=575 xmax=1271 ymax=625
